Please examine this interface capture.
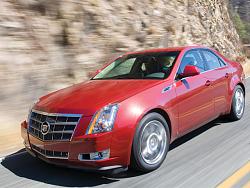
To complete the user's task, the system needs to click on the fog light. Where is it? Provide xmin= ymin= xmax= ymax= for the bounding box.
xmin=90 ymin=149 xmax=110 ymax=160
xmin=78 ymin=149 xmax=110 ymax=161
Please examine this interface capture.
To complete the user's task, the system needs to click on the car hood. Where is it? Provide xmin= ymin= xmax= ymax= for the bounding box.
xmin=34 ymin=79 xmax=162 ymax=116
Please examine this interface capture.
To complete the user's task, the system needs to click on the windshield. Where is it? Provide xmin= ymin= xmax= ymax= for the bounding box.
xmin=92 ymin=51 xmax=180 ymax=80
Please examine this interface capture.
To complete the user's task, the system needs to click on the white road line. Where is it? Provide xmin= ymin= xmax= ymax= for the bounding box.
xmin=0 ymin=157 xmax=4 ymax=163
xmin=7 ymin=151 xmax=27 ymax=158
xmin=0 ymin=150 xmax=27 ymax=162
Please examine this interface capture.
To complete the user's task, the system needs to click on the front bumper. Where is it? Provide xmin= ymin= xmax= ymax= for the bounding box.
xmin=25 ymin=147 xmax=123 ymax=171
xmin=21 ymin=121 xmax=127 ymax=171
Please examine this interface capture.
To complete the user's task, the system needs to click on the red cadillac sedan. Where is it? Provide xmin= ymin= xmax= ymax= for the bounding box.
xmin=21 ymin=46 xmax=245 ymax=172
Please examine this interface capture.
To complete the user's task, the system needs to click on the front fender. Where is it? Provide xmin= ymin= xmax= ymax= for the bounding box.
xmin=110 ymin=81 xmax=178 ymax=166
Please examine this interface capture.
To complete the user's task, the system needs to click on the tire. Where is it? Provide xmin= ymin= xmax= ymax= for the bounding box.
xmin=228 ymin=85 xmax=245 ymax=121
xmin=131 ymin=112 xmax=170 ymax=172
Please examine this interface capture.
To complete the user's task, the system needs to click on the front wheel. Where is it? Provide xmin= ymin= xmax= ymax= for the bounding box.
xmin=131 ymin=113 xmax=170 ymax=172
xmin=228 ymin=85 xmax=245 ymax=121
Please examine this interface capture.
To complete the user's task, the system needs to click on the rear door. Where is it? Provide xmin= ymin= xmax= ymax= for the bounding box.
xmin=200 ymin=49 xmax=230 ymax=115
xmin=175 ymin=50 xmax=215 ymax=135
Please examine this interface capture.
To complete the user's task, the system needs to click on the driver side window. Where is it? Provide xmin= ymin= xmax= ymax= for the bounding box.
xmin=177 ymin=50 xmax=206 ymax=76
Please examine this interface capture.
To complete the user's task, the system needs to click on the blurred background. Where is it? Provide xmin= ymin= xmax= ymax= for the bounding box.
xmin=0 ymin=0 xmax=249 ymax=154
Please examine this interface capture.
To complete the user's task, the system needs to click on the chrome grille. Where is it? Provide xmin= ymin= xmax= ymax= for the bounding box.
xmin=28 ymin=110 xmax=81 ymax=141
xmin=31 ymin=144 xmax=69 ymax=159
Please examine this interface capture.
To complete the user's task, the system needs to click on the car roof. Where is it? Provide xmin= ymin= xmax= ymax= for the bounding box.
xmin=124 ymin=45 xmax=209 ymax=55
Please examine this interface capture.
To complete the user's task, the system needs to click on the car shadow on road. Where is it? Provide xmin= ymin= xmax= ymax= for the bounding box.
xmin=1 ymin=150 xmax=119 ymax=187
xmin=1 ymin=117 xmax=230 ymax=186
xmin=169 ymin=117 xmax=229 ymax=151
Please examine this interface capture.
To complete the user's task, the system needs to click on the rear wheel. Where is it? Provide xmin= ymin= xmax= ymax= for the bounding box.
xmin=228 ymin=85 xmax=245 ymax=121
xmin=131 ymin=113 xmax=170 ymax=172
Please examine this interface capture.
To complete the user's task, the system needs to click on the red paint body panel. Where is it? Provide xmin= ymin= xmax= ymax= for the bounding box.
xmin=35 ymin=80 xmax=162 ymax=116
xmin=21 ymin=46 xmax=245 ymax=169
xmin=175 ymin=73 xmax=215 ymax=135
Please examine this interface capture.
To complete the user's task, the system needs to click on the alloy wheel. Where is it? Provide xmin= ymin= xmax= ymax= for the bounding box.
xmin=140 ymin=120 xmax=167 ymax=165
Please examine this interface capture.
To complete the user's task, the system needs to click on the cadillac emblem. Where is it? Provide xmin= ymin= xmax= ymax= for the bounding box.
xmin=41 ymin=121 xmax=50 ymax=135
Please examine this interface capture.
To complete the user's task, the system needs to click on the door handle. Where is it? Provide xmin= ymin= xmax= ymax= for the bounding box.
xmin=205 ymin=80 xmax=211 ymax=86
xmin=225 ymin=73 xmax=229 ymax=78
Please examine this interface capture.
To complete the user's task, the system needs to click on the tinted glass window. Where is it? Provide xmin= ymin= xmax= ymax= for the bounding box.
xmin=177 ymin=50 xmax=206 ymax=75
xmin=202 ymin=50 xmax=221 ymax=70
xmin=102 ymin=58 xmax=135 ymax=77
xmin=93 ymin=51 xmax=180 ymax=80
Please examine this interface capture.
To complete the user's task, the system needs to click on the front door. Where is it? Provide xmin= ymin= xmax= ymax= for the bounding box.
xmin=175 ymin=50 xmax=214 ymax=135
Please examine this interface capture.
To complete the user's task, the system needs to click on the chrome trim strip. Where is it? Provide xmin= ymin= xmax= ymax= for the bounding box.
xmin=30 ymin=118 xmax=79 ymax=126
xmin=78 ymin=155 xmax=107 ymax=162
xmin=98 ymin=165 xmax=123 ymax=171
xmin=50 ymin=122 xmax=78 ymax=125
xmin=30 ymin=117 xmax=43 ymax=124
xmin=29 ymin=133 xmax=72 ymax=142
xmin=29 ymin=126 xmax=40 ymax=132
xmin=31 ymin=109 xmax=82 ymax=117
xmin=26 ymin=147 xmax=36 ymax=157
xmin=52 ymin=130 xmax=74 ymax=134
xmin=31 ymin=146 xmax=69 ymax=160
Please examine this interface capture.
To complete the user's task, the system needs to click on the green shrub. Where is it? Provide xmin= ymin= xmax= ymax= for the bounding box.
xmin=229 ymin=7 xmax=250 ymax=44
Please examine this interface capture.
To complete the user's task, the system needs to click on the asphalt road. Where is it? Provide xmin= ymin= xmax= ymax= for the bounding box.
xmin=0 ymin=80 xmax=250 ymax=188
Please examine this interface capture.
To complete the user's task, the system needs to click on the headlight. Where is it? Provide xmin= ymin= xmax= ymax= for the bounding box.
xmin=86 ymin=104 xmax=118 ymax=134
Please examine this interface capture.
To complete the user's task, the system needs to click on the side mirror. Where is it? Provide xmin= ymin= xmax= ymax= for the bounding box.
xmin=180 ymin=65 xmax=200 ymax=78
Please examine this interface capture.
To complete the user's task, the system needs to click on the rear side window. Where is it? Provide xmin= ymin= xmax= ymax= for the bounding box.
xmin=177 ymin=50 xmax=206 ymax=75
xmin=202 ymin=50 xmax=222 ymax=70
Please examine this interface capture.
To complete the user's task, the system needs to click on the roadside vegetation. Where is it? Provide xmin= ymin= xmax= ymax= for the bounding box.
xmin=230 ymin=10 xmax=250 ymax=44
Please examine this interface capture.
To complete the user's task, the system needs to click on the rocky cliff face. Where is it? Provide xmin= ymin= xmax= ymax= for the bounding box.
xmin=0 ymin=0 xmax=243 ymax=112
